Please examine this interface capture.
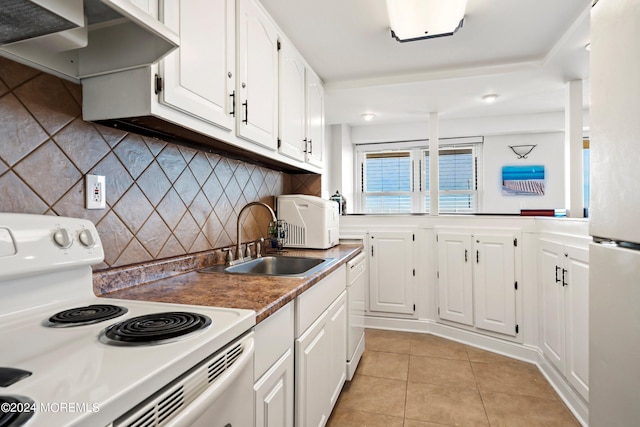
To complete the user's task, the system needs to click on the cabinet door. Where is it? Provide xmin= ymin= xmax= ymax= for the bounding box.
xmin=305 ymin=70 xmax=324 ymax=167
xmin=237 ymin=0 xmax=279 ymax=150
xmin=254 ymin=348 xmax=294 ymax=427
xmin=369 ymin=231 xmax=414 ymax=314
xmin=295 ymin=311 xmax=330 ymax=427
xmin=539 ymin=238 xmax=566 ymax=372
xmin=564 ymin=244 xmax=589 ymax=401
xmin=161 ymin=0 xmax=235 ymax=130
xmin=278 ymin=42 xmax=306 ymax=161
xmin=473 ymin=234 xmax=517 ymax=336
xmin=437 ymin=232 xmax=473 ymax=326
xmin=328 ymin=291 xmax=347 ymax=410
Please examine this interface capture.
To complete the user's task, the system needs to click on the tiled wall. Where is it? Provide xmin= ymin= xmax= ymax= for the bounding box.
xmin=0 ymin=57 xmax=320 ymax=270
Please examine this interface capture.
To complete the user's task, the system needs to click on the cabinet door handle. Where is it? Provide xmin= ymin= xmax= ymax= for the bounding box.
xmin=308 ymin=139 xmax=313 ymax=155
xmin=229 ymin=91 xmax=236 ymax=117
xmin=464 ymin=249 xmax=468 ymax=263
xmin=303 ymin=138 xmax=308 ymax=153
xmin=562 ymin=268 xmax=568 ymax=287
xmin=476 ymin=250 xmax=479 ymax=263
xmin=242 ymin=100 xmax=248 ymax=124
xmin=555 ymin=265 xmax=561 ymax=283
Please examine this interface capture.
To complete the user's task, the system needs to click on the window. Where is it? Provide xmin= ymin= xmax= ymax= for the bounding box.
xmin=357 ymin=138 xmax=481 ymax=213
xmin=363 ymin=152 xmax=412 ymax=213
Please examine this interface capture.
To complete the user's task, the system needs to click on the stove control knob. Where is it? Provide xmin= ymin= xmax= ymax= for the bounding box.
xmin=78 ymin=229 xmax=95 ymax=248
xmin=53 ymin=228 xmax=73 ymax=249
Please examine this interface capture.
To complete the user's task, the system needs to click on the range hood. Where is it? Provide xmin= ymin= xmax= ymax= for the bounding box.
xmin=0 ymin=0 xmax=179 ymax=82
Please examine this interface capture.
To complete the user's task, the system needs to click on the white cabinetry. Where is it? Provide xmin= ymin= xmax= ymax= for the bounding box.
xmin=295 ymin=266 xmax=346 ymax=427
xmin=278 ymin=44 xmax=325 ymax=167
xmin=160 ymin=0 xmax=235 ymax=130
xmin=539 ymin=236 xmax=589 ymax=401
xmin=304 ymin=69 xmax=324 ymax=167
xmin=368 ymin=231 xmax=415 ymax=315
xmin=254 ymin=302 xmax=294 ymax=427
xmin=436 ymin=229 xmax=519 ymax=338
xmin=278 ymin=42 xmax=307 ymax=161
xmin=237 ymin=0 xmax=279 ymax=150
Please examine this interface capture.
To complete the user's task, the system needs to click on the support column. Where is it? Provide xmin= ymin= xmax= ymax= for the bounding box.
xmin=429 ymin=112 xmax=439 ymax=215
xmin=565 ymin=80 xmax=584 ymax=217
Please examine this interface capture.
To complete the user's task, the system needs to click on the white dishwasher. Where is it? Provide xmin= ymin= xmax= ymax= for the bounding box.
xmin=346 ymin=251 xmax=366 ymax=380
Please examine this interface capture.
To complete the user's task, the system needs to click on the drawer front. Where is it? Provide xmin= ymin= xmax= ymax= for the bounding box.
xmin=295 ymin=264 xmax=346 ymax=337
xmin=254 ymin=301 xmax=294 ymax=381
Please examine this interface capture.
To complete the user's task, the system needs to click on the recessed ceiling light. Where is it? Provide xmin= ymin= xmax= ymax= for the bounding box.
xmin=362 ymin=113 xmax=376 ymax=121
xmin=482 ymin=94 xmax=498 ymax=103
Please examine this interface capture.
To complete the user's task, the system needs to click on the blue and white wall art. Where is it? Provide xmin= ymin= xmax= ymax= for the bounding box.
xmin=502 ymin=165 xmax=545 ymax=196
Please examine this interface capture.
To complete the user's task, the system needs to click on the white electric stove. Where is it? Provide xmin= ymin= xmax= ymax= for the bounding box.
xmin=0 ymin=213 xmax=256 ymax=427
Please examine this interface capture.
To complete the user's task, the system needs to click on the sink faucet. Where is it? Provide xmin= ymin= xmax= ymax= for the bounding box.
xmin=235 ymin=202 xmax=277 ymax=263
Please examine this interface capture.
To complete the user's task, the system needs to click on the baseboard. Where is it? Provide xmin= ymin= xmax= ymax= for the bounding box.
xmin=364 ymin=316 xmax=589 ymax=426
xmin=537 ymin=351 xmax=589 ymax=426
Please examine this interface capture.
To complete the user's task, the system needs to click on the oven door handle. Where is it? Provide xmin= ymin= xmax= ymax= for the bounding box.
xmin=166 ymin=336 xmax=255 ymax=427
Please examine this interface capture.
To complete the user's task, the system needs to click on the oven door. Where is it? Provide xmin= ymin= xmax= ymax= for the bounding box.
xmin=168 ymin=335 xmax=254 ymax=427
xmin=113 ymin=333 xmax=254 ymax=427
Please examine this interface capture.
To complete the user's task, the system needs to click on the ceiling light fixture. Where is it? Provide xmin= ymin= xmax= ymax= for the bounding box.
xmin=386 ymin=0 xmax=467 ymax=43
xmin=361 ymin=113 xmax=376 ymax=121
xmin=482 ymin=94 xmax=498 ymax=103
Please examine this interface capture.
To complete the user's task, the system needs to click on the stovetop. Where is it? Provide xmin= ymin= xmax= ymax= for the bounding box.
xmin=0 ymin=213 xmax=256 ymax=426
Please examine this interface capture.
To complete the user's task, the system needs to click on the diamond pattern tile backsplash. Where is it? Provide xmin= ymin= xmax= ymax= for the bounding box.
xmin=0 ymin=57 xmax=321 ymax=270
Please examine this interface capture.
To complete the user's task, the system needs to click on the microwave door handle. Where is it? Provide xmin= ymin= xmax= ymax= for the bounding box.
xmin=164 ymin=337 xmax=255 ymax=427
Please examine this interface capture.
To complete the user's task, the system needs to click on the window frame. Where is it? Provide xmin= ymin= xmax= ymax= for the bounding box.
xmin=355 ymin=137 xmax=483 ymax=214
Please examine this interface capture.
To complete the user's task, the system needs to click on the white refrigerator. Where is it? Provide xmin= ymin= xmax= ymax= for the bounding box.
xmin=589 ymin=0 xmax=640 ymax=426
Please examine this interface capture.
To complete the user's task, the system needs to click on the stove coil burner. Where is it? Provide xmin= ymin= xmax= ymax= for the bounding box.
xmin=99 ymin=312 xmax=212 ymax=346
xmin=0 ymin=396 xmax=34 ymax=427
xmin=46 ymin=304 xmax=128 ymax=327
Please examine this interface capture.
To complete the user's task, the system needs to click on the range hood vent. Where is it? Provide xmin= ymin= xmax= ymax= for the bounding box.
xmin=0 ymin=0 xmax=178 ymax=82
xmin=0 ymin=0 xmax=80 ymax=44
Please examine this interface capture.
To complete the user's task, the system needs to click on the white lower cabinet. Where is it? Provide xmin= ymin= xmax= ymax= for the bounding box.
xmin=295 ymin=266 xmax=347 ymax=427
xmin=254 ymin=349 xmax=294 ymax=427
xmin=539 ymin=236 xmax=590 ymax=401
xmin=436 ymin=229 xmax=519 ymax=338
xmin=327 ymin=292 xmax=347 ymax=409
xmin=296 ymin=309 xmax=330 ymax=427
xmin=368 ymin=230 xmax=415 ymax=315
xmin=254 ymin=302 xmax=294 ymax=427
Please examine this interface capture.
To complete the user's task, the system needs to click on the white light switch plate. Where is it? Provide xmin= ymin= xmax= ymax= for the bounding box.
xmin=86 ymin=175 xmax=106 ymax=209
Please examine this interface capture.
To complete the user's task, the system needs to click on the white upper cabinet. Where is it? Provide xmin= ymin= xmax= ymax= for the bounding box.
xmin=278 ymin=42 xmax=326 ymax=167
xmin=305 ymin=69 xmax=325 ymax=167
xmin=160 ymin=0 xmax=236 ymax=130
xmin=278 ymin=42 xmax=307 ymax=161
xmin=237 ymin=0 xmax=280 ymax=150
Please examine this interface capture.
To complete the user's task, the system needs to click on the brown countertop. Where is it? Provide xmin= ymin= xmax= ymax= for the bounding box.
xmin=100 ymin=244 xmax=363 ymax=324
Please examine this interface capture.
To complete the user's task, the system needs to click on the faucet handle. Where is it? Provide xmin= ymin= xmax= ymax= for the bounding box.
xmin=255 ymin=238 xmax=264 ymax=258
xmin=245 ymin=242 xmax=254 ymax=258
xmin=222 ymin=247 xmax=234 ymax=265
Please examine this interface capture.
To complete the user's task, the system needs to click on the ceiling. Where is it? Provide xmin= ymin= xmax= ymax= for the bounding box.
xmin=259 ymin=0 xmax=592 ymax=127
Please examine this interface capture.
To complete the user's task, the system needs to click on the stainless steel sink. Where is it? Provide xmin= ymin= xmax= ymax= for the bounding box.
xmin=200 ymin=256 xmax=335 ymax=277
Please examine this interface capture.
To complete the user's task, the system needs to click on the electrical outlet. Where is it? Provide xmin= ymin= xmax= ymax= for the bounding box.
xmin=86 ymin=175 xmax=106 ymax=209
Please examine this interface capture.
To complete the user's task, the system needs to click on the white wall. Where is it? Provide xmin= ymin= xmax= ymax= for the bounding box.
xmin=483 ymin=132 xmax=565 ymax=214
xmin=328 ymin=124 xmax=354 ymax=213
xmin=328 ymin=111 xmax=581 ymax=214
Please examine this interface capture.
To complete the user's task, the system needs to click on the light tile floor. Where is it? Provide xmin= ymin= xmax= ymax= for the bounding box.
xmin=327 ymin=329 xmax=580 ymax=427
